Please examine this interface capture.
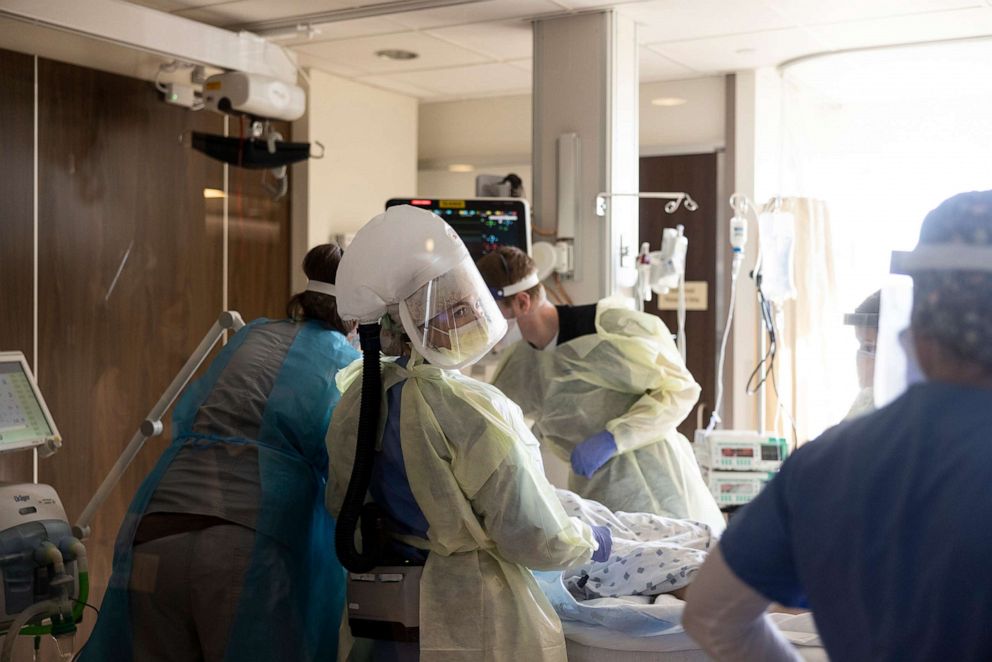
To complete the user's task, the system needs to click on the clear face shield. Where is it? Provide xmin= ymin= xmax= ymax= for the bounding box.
xmin=875 ymin=243 xmax=992 ymax=407
xmin=398 ymin=257 xmax=508 ymax=370
xmin=873 ymin=276 xmax=918 ymax=408
xmin=843 ymin=312 xmax=879 ymax=390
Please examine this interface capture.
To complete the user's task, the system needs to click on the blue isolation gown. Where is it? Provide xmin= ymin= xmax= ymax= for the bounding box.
xmin=80 ymin=318 xmax=359 ymax=662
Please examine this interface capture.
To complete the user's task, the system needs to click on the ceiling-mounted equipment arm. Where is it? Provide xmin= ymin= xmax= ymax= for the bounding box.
xmin=72 ymin=311 xmax=245 ymax=540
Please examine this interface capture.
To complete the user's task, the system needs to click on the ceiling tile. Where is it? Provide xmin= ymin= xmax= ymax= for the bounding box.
xmin=639 ymin=46 xmax=698 ymax=81
xmin=762 ymin=0 xmax=979 ymax=27
xmin=361 ymin=62 xmax=532 ymax=98
xmin=295 ymin=51 xmax=371 ymax=77
xmin=272 ymin=17 xmax=408 ymax=46
xmin=647 ymin=27 xmax=830 ymax=73
xmin=295 ymin=31 xmax=493 ymax=73
xmin=808 ymin=7 xmax=992 ymax=51
xmin=351 ymin=74 xmax=442 ymax=98
xmin=623 ymin=0 xmax=795 ymax=44
xmin=386 ymin=0 xmax=562 ymax=30
xmin=426 ymin=20 xmax=533 ymax=60
xmin=124 ymin=0 xmax=214 ymax=11
xmin=554 ymin=0 xmax=671 ymax=9
xmin=174 ymin=0 xmax=352 ymax=26
xmin=506 ymin=58 xmax=532 ymax=72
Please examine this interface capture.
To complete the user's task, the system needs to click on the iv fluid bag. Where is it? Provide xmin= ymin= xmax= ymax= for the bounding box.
xmin=758 ymin=210 xmax=797 ymax=303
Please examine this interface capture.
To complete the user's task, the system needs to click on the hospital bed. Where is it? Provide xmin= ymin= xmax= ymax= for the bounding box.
xmin=564 ymin=611 xmax=826 ymax=661
xmin=536 ymin=575 xmax=826 ymax=662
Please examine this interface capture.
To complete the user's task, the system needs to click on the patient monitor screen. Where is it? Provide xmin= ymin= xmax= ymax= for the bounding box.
xmin=386 ymin=198 xmax=530 ymax=260
xmin=0 ymin=360 xmax=53 ymax=449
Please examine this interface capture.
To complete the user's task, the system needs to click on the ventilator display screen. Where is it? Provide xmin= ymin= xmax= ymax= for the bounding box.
xmin=0 ymin=355 xmax=56 ymax=452
xmin=387 ymin=198 xmax=530 ymax=260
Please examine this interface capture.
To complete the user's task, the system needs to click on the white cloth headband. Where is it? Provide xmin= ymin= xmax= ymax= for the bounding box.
xmin=496 ymin=272 xmax=540 ymax=297
xmin=305 ymin=279 xmax=336 ymax=296
xmin=891 ymin=245 xmax=992 ymax=274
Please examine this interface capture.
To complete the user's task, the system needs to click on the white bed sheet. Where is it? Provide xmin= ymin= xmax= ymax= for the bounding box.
xmin=563 ymin=610 xmax=826 ymax=661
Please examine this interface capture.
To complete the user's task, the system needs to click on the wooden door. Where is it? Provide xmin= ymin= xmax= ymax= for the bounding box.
xmin=639 ymin=153 xmax=719 ymax=438
xmin=0 ymin=49 xmax=35 ymax=482
xmin=0 ymin=50 xmax=293 ymax=659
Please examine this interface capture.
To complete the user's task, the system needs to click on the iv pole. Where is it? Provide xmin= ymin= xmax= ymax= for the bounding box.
xmin=73 ymin=311 xmax=245 ymax=539
xmin=595 ymin=191 xmax=698 ymax=358
xmin=594 ymin=191 xmax=698 ymax=216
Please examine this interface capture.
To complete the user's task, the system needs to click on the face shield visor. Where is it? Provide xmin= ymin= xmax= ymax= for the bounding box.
xmin=873 ymin=276 xmax=916 ymax=408
xmin=399 ymin=257 xmax=508 ymax=370
xmin=843 ymin=312 xmax=879 ymax=390
xmin=875 ymin=244 xmax=992 ymax=407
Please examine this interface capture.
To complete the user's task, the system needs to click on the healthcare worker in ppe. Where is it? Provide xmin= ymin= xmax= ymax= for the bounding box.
xmin=80 ymin=244 xmax=359 ymax=662
xmin=326 ymin=205 xmax=612 ymax=662
xmin=476 ymin=247 xmax=723 ymax=531
xmin=843 ymin=290 xmax=880 ymax=420
xmin=685 ymin=190 xmax=992 ymax=662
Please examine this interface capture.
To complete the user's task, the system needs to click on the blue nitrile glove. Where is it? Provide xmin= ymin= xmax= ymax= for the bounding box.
xmin=590 ymin=525 xmax=613 ymax=563
xmin=570 ymin=430 xmax=618 ymax=478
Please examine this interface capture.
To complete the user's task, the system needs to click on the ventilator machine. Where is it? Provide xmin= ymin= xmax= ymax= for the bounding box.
xmin=0 ymin=352 xmax=87 ymax=662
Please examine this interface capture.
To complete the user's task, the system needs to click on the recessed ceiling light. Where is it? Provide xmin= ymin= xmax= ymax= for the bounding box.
xmin=650 ymin=97 xmax=687 ymax=107
xmin=448 ymin=163 xmax=475 ymax=173
xmin=203 ymin=187 xmax=226 ymax=199
xmin=376 ymin=49 xmax=419 ymax=61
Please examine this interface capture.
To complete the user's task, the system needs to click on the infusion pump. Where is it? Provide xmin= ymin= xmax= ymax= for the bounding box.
xmin=694 ymin=430 xmax=788 ymax=507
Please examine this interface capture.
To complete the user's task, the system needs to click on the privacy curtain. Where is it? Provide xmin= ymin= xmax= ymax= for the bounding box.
xmin=761 ymin=197 xmax=848 ymax=446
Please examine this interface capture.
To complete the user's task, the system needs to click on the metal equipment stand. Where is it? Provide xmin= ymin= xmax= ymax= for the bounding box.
xmin=72 ymin=311 xmax=245 ymax=539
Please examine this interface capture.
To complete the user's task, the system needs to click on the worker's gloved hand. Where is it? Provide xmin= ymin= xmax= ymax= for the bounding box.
xmin=570 ymin=430 xmax=617 ymax=478
xmin=590 ymin=525 xmax=613 ymax=563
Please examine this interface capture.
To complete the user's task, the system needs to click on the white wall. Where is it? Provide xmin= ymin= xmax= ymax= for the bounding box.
xmin=417 ymin=76 xmax=724 ymax=198
xmin=417 ymin=93 xmax=531 ymax=198
xmin=416 ymin=75 xmax=724 ymax=211
xmin=419 ymin=94 xmax=532 ymax=163
xmin=294 ymin=68 xmax=417 ymax=279
xmin=639 ymin=77 xmax=726 ymax=153
xmin=417 ymin=166 xmax=533 ymax=199
xmin=729 ymin=68 xmax=783 ymax=432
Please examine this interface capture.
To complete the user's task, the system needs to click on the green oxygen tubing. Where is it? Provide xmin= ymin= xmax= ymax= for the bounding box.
xmin=18 ymin=538 xmax=89 ymax=637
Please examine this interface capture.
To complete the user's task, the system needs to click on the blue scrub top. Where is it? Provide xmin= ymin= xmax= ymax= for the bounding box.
xmin=369 ymin=357 xmax=430 ymax=562
xmin=720 ymin=382 xmax=992 ymax=662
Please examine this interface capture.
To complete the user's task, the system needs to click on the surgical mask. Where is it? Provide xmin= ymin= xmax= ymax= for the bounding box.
xmin=856 ymin=348 xmax=875 ymax=389
xmin=846 ymin=386 xmax=875 ymax=420
xmin=423 ymin=318 xmax=493 ymax=369
xmin=398 ymin=257 xmax=507 ymax=370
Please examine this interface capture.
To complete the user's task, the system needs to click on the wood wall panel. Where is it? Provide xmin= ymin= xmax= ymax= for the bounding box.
xmin=37 ymin=58 xmax=226 ymax=646
xmin=0 ymin=46 xmax=295 ymax=659
xmin=640 ymin=153 xmax=719 ymax=438
xmin=0 ymin=49 xmax=36 ymax=482
xmin=227 ymin=118 xmax=293 ymax=321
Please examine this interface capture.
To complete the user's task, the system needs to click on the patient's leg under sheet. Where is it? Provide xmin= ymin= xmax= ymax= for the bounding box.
xmin=556 ymin=489 xmax=714 ymax=599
